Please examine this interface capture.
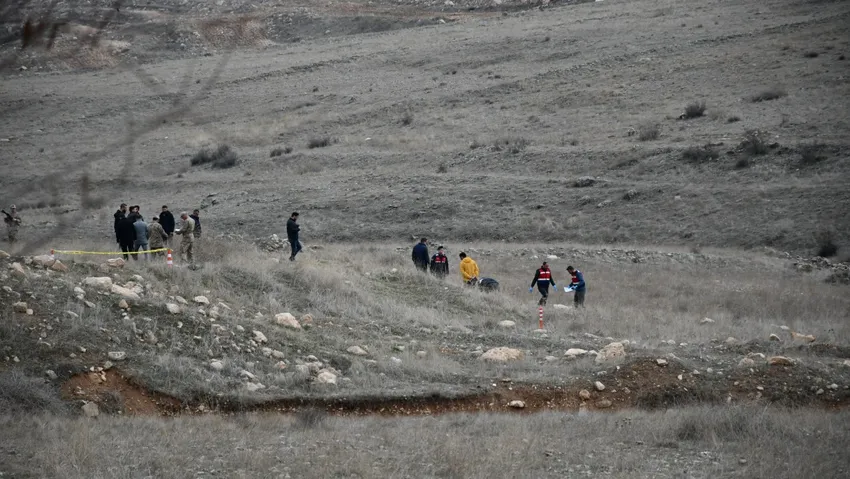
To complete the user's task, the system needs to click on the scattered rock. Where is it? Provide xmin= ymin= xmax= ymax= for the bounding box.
xmin=143 ymin=330 xmax=158 ymax=344
xmin=596 ymin=399 xmax=613 ymax=409
xmin=594 ymin=381 xmax=605 ymax=391
xmin=316 ymin=370 xmax=337 ymax=385
xmin=416 ymin=350 xmax=428 ymax=359
xmin=573 ymin=176 xmax=596 ymax=187
xmin=84 ymin=277 xmax=113 ymax=291
xmin=244 ymin=382 xmax=265 ymax=392
xmin=111 ymin=284 xmax=140 ymax=302
xmin=118 ymin=299 xmax=129 ymax=310
xmin=45 ymin=370 xmax=57 ymax=380
xmin=738 ymin=357 xmax=756 ymax=368
xmin=546 ymin=254 xmax=559 ymax=260
xmin=768 ymin=356 xmax=794 ymax=367
xmin=347 ymin=346 xmax=369 ymax=356
xmin=106 ymin=258 xmax=125 ymax=268
xmin=595 ymin=342 xmax=626 ymax=364
xmin=240 ymin=370 xmax=256 ymax=380
xmin=175 ymin=296 xmax=188 ymax=305
xmin=107 ymin=351 xmax=127 ymax=361
xmin=0 ymin=250 xmax=9 ymax=258
xmin=274 ymin=313 xmax=302 ymax=329
xmin=390 ymin=357 xmax=402 ymax=365
xmin=779 ymin=325 xmax=790 ymax=331
xmin=165 ymin=303 xmax=181 ymax=314
xmin=193 ymin=296 xmax=210 ymax=305
xmin=274 ymin=361 xmax=287 ymax=370
xmin=252 ymin=330 xmax=268 ymax=343
xmin=553 ymin=304 xmax=570 ymax=310
xmin=300 ymin=314 xmax=314 ymax=326
xmin=50 ymin=260 xmax=69 ymax=272
xmin=827 ymin=383 xmax=839 ymax=391
xmin=656 ymin=358 xmax=668 ymax=366
xmin=700 ymin=317 xmax=715 ymax=324
xmin=209 ymin=360 xmax=224 ymax=371
xmin=579 ymin=389 xmax=591 ymax=400
xmin=498 ymin=320 xmax=516 ymax=328
xmin=10 ymin=262 xmax=26 ymax=278
xmin=843 ymin=359 xmax=850 ymax=368
xmin=769 ymin=334 xmax=781 ymax=342
xmin=508 ymin=400 xmax=526 ymax=409
xmin=81 ymin=402 xmax=100 ymax=418
xmin=13 ymin=301 xmax=28 ymax=313
xmin=480 ymin=347 xmax=524 ymax=362
xmin=790 ymin=332 xmax=816 ymax=343
xmin=31 ymin=255 xmax=56 ymax=268
xmin=564 ymin=348 xmax=589 ymax=358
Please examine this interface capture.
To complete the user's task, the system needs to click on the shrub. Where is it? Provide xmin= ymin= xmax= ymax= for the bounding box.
xmin=308 ymin=137 xmax=331 ymax=149
xmin=401 ymin=110 xmax=414 ymax=126
xmin=727 ymin=116 xmax=740 ymax=123
xmin=0 ymin=370 xmax=68 ymax=414
xmin=815 ymin=230 xmax=838 ymax=258
xmin=191 ymin=144 xmax=238 ymax=169
xmin=803 ymin=51 xmax=819 ymax=58
xmin=270 ymin=147 xmax=291 ymax=157
xmin=436 ymin=162 xmax=448 ymax=174
xmin=740 ymin=129 xmax=770 ymax=155
xmin=494 ymin=137 xmax=529 ymax=154
xmin=734 ymin=157 xmax=751 ymax=169
xmin=750 ymin=87 xmax=786 ymax=102
xmin=799 ymin=142 xmax=826 ymax=165
xmin=638 ymin=123 xmax=660 ymax=141
xmin=681 ymin=146 xmax=720 ymax=163
xmin=683 ymin=101 xmax=706 ymax=119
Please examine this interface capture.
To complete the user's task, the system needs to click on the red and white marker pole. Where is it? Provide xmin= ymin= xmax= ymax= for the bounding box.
xmin=166 ymin=249 xmax=173 ymax=267
xmin=538 ymin=306 xmax=544 ymax=330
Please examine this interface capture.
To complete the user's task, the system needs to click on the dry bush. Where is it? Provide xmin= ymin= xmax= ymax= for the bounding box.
xmin=815 ymin=230 xmax=838 ymax=258
xmin=681 ymin=145 xmax=720 ymax=163
xmin=740 ymin=129 xmax=770 ymax=155
xmin=799 ymin=142 xmax=826 ymax=165
xmin=401 ymin=110 xmax=414 ymax=126
xmin=727 ymin=115 xmax=741 ymax=123
xmin=803 ymin=51 xmax=819 ymax=58
xmin=197 ymin=17 xmax=268 ymax=48
xmin=637 ymin=122 xmax=660 ymax=141
xmin=750 ymin=87 xmax=786 ymax=102
xmin=0 ymin=370 xmax=67 ymax=415
xmin=682 ymin=101 xmax=706 ymax=119
xmin=436 ymin=162 xmax=448 ymax=174
xmin=270 ymin=147 xmax=292 ymax=158
xmin=191 ymin=144 xmax=238 ymax=168
xmin=308 ymin=137 xmax=331 ymax=149
xmin=493 ymin=137 xmax=529 ymax=154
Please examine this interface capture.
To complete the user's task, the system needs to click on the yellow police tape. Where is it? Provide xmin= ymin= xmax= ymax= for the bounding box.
xmin=52 ymin=248 xmax=169 ymax=255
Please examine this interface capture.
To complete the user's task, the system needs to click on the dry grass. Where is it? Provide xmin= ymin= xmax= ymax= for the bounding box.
xmin=197 ymin=17 xmax=269 ymax=48
xmin=1 ymin=406 xmax=847 ymax=478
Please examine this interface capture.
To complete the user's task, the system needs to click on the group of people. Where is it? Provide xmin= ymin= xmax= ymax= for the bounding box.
xmin=2 ymin=205 xmax=21 ymax=243
xmin=412 ymin=238 xmax=587 ymax=306
xmin=113 ymin=204 xmax=201 ymax=263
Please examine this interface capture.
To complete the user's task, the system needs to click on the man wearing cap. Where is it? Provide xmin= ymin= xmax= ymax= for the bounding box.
xmin=3 ymin=205 xmax=21 ymax=243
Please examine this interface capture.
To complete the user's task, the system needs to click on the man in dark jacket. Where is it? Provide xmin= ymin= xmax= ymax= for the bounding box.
xmin=287 ymin=212 xmax=302 ymax=261
xmin=159 ymin=205 xmax=175 ymax=245
xmin=113 ymin=203 xmax=127 ymax=244
xmin=412 ymin=238 xmax=429 ymax=272
xmin=567 ymin=265 xmax=587 ymax=307
xmin=190 ymin=209 xmax=202 ymax=238
xmin=529 ymin=262 xmax=556 ymax=306
xmin=116 ymin=216 xmax=137 ymax=260
xmin=430 ymin=245 xmax=449 ymax=278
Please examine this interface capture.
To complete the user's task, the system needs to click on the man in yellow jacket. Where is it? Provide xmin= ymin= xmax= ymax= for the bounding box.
xmin=458 ymin=252 xmax=479 ymax=285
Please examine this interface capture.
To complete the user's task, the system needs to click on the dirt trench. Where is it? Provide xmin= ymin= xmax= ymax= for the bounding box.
xmin=61 ymin=358 xmax=850 ymax=417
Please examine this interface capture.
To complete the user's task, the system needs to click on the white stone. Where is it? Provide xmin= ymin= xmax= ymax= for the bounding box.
xmin=107 ymin=351 xmax=127 ymax=361
xmin=252 ymin=330 xmax=268 ymax=343
xmin=73 ymin=287 xmax=85 ymax=296
xmin=594 ymin=381 xmax=605 ymax=391
xmin=738 ymin=357 xmax=756 ymax=368
xmin=274 ymin=313 xmax=302 ymax=329
xmin=579 ymin=389 xmax=591 ymax=400
xmin=316 ymin=370 xmax=337 ymax=385
xmin=84 ymin=277 xmax=113 ymax=291
xmin=546 ymin=255 xmax=559 ymax=260
xmin=193 ymin=296 xmax=210 ymax=305
xmin=390 ymin=357 xmax=402 ymax=364
xmin=209 ymin=360 xmax=224 ymax=371
xmin=13 ymin=302 xmax=28 ymax=313
xmin=106 ymin=258 xmax=125 ymax=268
xmin=779 ymin=325 xmax=790 ymax=331
xmin=479 ymin=347 xmax=524 ymax=362
xmin=111 ymin=284 xmax=140 ymax=302
xmin=416 ymin=350 xmax=428 ymax=359
xmin=240 ymin=370 xmax=256 ymax=380
xmin=81 ymin=402 xmax=100 ymax=418
xmin=565 ymin=348 xmax=588 ymax=357
xmin=166 ymin=303 xmax=181 ymax=314
xmin=595 ymin=342 xmax=626 ymax=364
xmin=244 ymin=382 xmax=265 ymax=392
xmin=725 ymin=337 xmax=738 ymax=345
xmin=175 ymin=296 xmax=188 ymax=305
xmin=347 ymin=346 xmax=369 ymax=356
xmin=553 ymin=304 xmax=570 ymax=310
xmin=45 ymin=370 xmax=57 ymax=380
xmin=498 ymin=320 xmax=516 ymax=328
xmin=32 ymin=255 xmax=56 ymax=268
xmin=656 ymin=358 xmax=668 ymax=366
xmin=700 ymin=317 xmax=715 ymax=324
xmin=508 ymin=400 xmax=526 ymax=409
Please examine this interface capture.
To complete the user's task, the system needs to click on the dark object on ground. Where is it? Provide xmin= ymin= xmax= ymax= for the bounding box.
xmin=478 ymin=277 xmax=499 ymax=291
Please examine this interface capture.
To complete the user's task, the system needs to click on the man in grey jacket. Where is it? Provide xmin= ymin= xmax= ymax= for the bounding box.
xmin=133 ymin=216 xmax=149 ymax=260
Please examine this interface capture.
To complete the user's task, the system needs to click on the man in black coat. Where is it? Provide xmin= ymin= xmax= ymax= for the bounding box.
xmin=116 ymin=216 xmax=137 ymax=260
xmin=113 ymin=203 xmax=127 ymax=245
xmin=412 ymin=238 xmax=429 ymax=272
xmin=287 ymin=212 xmax=302 ymax=261
xmin=159 ymin=205 xmax=176 ymax=245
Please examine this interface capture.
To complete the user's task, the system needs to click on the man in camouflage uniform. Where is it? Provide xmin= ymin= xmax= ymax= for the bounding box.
xmin=175 ymin=211 xmax=195 ymax=264
xmin=4 ymin=205 xmax=21 ymax=243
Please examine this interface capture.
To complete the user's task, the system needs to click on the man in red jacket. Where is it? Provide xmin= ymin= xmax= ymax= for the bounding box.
xmin=529 ymin=261 xmax=556 ymax=306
